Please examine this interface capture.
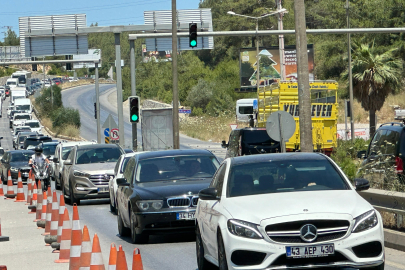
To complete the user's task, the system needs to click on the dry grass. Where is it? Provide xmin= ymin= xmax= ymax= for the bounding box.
xmin=380 ymin=210 xmax=405 ymax=232
xmin=54 ymin=124 xmax=80 ymax=138
xmin=179 ymin=114 xmax=249 ymax=143
xmin=337 ymin=91 xmax=405 ymax=124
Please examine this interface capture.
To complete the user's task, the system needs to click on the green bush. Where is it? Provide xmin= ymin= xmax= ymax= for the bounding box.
xmin=186 ymin=79 xmax=213 ymax=110
xmin=191 ymin=107 xmax=204 ymax=116
xmin=52 ymin=107 xmax=81 ymax=129
xmin=35 ymin=85 xmax=63 ymax=117
xmin=330 ymin=138 xmax=370 ymax=180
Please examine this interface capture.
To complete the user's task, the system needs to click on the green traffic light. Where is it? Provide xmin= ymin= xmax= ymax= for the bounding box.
xmin=131 ymin=115 xmax=138 ymax=121
xmin=190 ymin=40 xmax=197 ymax=47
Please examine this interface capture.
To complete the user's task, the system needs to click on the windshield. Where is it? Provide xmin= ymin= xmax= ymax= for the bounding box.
xmin=239 ymin=106 xmax=253 ymax=114
xmin=13 ymin=96 xmax=25 ymax=101
xmin=25 ymin=138 xmax=52 ymax=147
xmin=227 ymin=159 xmax=350 ymax=197
xmin=7 ymin=81 xmax=17 ymax=86
xmin=135 ymin=155 xmax=220 ymax=183
xmin=26 ymin=122 xmax=40 ymax=128
xmin=18 ymin=135 xmax=28 ymax=143
xmin=15 ymin=128 xmax=31 ymax=135
xmin=14 ymin=115 xmax=31 ymax=120
xmin=43 ymin=145 xmax=57 ymax=156
xmin=62 ymin=146 xmax=74 ymax=160
xmin=243 ymin=130 xmax=273 ymax=145
xmin=76 ymin=147 xmax=122 ymax=164
xmin=16 ymin=105 xmax=30 ymax=111
xmin=10 ymin=152 xmax=32 ymax=162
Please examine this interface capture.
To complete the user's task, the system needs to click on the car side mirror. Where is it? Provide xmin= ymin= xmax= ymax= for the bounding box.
xmin=53 ymin=157 xmax=58 ymax=163
xmin=357 ymin=150 xmax=367 ymax=159
xmin=64 ymin=159 xmax=72 ymax=165
xmin=199 ymin=187 xmax=218 ymax=200
xmin=354 ymin=178 xmax=370 ymax=191
xmin=0 ymin=137 xmax=3 ymax=140
xmin=221 ymin=140 xmax=228 ymax=149
xmin=117 ymin=178 xmax=130 ymax=187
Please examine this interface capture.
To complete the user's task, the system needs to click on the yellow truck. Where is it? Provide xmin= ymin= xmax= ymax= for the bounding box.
xmin=257 ymin=81 xmax=338 ymax=154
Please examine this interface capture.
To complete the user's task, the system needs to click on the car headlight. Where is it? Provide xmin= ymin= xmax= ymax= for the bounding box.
xmin=227 ymin=219 xmax=263 ymax=239
xmin=352 ymin=210 xmax=378 ymax=233
xmin=136 ymin=200 xmax=164 ymax=211
xmin=73 ymin=170 xmax=90 ymax=178
xmin=10 ymin=167 xmax=18 ymax=172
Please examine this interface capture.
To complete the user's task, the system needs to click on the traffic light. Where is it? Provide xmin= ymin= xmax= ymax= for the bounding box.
xmin=189 ymin=23 xmax=197 ymax=48
xmin=129 ymin=96 xmax=140 ymax=123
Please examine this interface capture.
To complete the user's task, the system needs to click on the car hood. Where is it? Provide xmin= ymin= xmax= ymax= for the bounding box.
xmin=134 ymin=179 xmax=211 ymax=200
xmin=223 ymin=190 xmax=373 ymax=225
xmin=72 ymin=163 xmax=115 ymax=175
xmin=10 ymin=161 xmax=31 ymax=170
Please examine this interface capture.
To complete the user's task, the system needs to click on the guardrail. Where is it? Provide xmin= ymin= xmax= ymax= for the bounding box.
xmin=359 ymin=188 xmax=405 ymax=216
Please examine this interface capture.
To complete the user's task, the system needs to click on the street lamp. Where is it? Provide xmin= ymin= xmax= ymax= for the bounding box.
xmin=228 ymin=9 xmax=287 ymax=93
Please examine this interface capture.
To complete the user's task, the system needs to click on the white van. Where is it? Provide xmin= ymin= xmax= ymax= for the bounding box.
xmin=10 ymin=88 xmax=26 ymax=105
xmin=6 ymin=78 xmax=19 ymax=89
xmin=236 ymin=98 xmax=257 ymax=122
xmin=14 ymin=99 xmax=32 ymax=114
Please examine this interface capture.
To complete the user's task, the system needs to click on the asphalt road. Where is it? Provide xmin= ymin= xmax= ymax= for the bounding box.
xmin=1 ymin=88 xmax=405 ymax=269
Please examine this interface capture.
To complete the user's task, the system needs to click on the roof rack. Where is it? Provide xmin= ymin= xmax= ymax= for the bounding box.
xmin=379 ymin=122 xmax=404 ymax=127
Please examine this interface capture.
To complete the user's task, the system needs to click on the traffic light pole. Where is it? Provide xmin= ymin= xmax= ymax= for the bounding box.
xmin=130 ymin=39 xmax=137 ymax=151
xmin=114 ymin=32 xmax=125 ymax=148
xmin=172 ymin=0 xmax=180 ymax=149
xmin=95 ymin=62 xmax=101 ymax=144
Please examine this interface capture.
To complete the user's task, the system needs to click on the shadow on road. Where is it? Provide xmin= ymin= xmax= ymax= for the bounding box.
xmin=116 ymin=232 xmax=196 ymax=245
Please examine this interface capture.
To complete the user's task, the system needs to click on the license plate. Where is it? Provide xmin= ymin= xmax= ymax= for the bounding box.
xmin=176 ymin=212 xmax=195 ymax=220
xmin=286 ymin=244 xmax=334 ymax=258
xmin=98 ymin=187 xmax=109 ymax=193
xmin=23 ymin=173 xmax=29 ymax=177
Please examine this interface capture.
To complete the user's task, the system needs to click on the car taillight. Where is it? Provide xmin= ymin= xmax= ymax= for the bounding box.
xmin=396 ymin=156 xmax=403 ymax=174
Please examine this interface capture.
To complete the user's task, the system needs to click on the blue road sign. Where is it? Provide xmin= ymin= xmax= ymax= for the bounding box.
xmin=253 ymin=99 xmax=258 ymax=110
xmin=104 ymin=128 xmax=110 ymax=137
xmin=179 ymin=109 xmax=192 ymax=114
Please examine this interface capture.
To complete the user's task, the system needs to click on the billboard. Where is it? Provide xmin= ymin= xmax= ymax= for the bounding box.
xmin=240 ymin=44 xmax=314 ymax=88
xmin=73 ymin=49 xmax=101 ymax=68
xmin=141 ymin=108 xmax=173 ymax=151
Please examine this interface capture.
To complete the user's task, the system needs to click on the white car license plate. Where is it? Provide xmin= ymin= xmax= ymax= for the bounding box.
xmin=176 ymin=212 xmax=195 ymax=220
xmin=286 ymin=244 xmax=334 ymax=258
xmin=23 ymin=173 xmax=29 ymax=177
xmin=98 ymin=187 xmax=109 ymax=193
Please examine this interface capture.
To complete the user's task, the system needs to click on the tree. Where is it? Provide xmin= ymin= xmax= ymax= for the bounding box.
xmin=345 ymin=43 xmax=402 ymax=136
xmin=3 ymin=29 xmax=19 ymax=46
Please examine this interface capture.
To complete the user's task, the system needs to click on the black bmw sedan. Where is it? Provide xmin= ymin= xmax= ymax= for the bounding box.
xmin=116 ymin=149 xmax=220 ymax=244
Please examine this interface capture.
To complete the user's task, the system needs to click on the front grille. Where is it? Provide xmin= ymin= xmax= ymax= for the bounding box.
xmin=167 ymin=197 xmax=191 ymax=207
xmin=231 ymin=250 xmax=266 ymax=266
xmin=269 ymin=251 xmax=349 ymax=267
xmin=89 ymin=174 xmax=113 ymax=186
xmin=145 ymin=220 xmax=195 ymax=229
xmin=352 ymin=241 xmax=383 ymax=258
xmin=266 ymin=220 xmax=350 ymax=244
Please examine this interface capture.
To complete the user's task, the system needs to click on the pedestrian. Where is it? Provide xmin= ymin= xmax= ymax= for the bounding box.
xmin=249 ymin=115 xmax=254 ymax=128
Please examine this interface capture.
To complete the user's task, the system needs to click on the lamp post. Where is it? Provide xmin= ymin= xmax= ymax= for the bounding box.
xmin=228 ymin=8 xmax=287 ymax=91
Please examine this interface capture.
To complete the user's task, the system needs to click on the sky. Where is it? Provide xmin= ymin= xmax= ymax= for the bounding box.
xmin=0 ymin=0 xmax=202 ymax=40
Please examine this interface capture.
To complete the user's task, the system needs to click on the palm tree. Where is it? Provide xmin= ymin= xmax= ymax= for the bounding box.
xmin=345 ymin=43 xmax=402 ymax=136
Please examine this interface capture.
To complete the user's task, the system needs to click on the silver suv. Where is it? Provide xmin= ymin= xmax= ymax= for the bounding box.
xmin=62 ymin=144 xmax=125 ymax=205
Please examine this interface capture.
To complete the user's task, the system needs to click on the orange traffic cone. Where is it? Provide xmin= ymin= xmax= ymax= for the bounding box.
xmin=116 ymin=245 xmax=128 ymax=270
xmin=69 ymin=204 xmax=82 ymax=270
xmin=55 ymin=208 xmax=71 ymax=263
xmin=4 ymin=170 xmax=15 ymax=199
xmin=79 ymin=225 xmax=91 ymax=270
xmin=43 ymin=187 xmax=53 ymax=235
xmin=34 ymin=180 xmax=43 ymax=222
xmin=0 ymin=218 xmax=9 ymax=242
xmin=29 ymin=182 xmax=37 ymax=214
xmin=108 ymin=244 xmax=117 ymax=270
xmin=14 ymin=171 xmax=26 ymax=202
xmin=132 ymin=249 xmax=143 ymax=270
xmin=0 ymin=178 xmax=4 ymax=197
xmin=53 ymin=194 xmax=66 ymax=252
xmin=25 ymin=173 xmax=32 ymax=205
xmin=37 ymin=191 xmax=47 ymax=228
xmin=45 ymin=191 xmax=59 ymax=245
xmin=89 ymin=234 xmax=105 ymax=270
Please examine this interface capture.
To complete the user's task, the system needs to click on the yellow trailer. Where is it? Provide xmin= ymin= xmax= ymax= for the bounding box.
xmin=257 ymin=81 xmax=338 ymax=154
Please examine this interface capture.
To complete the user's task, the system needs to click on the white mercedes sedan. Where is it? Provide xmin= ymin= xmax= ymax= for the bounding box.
xmin=196 ymin=153 xmax=384 ymax=270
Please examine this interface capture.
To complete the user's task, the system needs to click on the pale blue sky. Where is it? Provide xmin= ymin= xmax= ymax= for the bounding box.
xmin=0 ymin=0 xmax=201 ymax=40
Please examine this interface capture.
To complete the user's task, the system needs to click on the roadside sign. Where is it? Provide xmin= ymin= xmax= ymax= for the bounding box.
xmin=179 ymin=109 xmax=191 ymax=114
xmin=111 ymin=128 xmax=119 ymax=140
xmin=253 ymin=99 xmax=258 ymax=110
xmin=102 ymin=114 xmax=118 ymax=129
xmin=104 ymin=128 xmax=109 ymax=137
xmin=230 ymin=124 xmax=238 ymax=130
xmin=105 ymin=137 xmax=110 ymax=144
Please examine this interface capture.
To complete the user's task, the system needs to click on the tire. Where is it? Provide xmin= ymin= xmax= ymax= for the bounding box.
xmin=69 ymin=182 xmax=80 ymax=205
xmin=364 ymin=263 xmax=384 ymax=270
xmin=63 ymin=179 xmax=71 ymax=204
xmin=117 ymin=209 xmax=130 ymax=237
xmin=217 ymin=232 xmax=228 ymax=270
xmin=196 ymin=225 xmax=215 ymax=270
xmin=130 ymin=211 xmax=148 ymax=244
xmin=110 ymin=200 xmax=116 ymax=214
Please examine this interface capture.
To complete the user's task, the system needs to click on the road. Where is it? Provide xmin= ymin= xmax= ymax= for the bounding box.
xmin=1 ymin=87 xmax=405 ymax=270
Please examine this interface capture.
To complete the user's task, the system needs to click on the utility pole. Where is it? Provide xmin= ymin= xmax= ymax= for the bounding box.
xmin=256 ymin=19 xmax=260 ymax=94
xmin=294 ymin=0 xmax=313 ymax=152
xmin=346 ymin=0 xmax=355 ymax=142
xmin=172 ymin=0 xmax=180 ymax=149
xmin=130 ymin=39 xmax=137 ymax=151
xmin=95 ymin=61 xmax=101 ymax=144
xmin=277 ymin=0 xmax=286 ymax=80
xmin=114 ymin=32 xmax=125 ymax=148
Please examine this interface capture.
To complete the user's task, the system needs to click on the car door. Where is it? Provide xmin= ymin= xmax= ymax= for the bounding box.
xmin=118 ymin=157 xmax=136 ymax=227
xmin=200 ymin=162 xmax=227 ymax=258
xmin=359 ymin=130 xmax=385 ymax=181
xmin=63 ymin=148 xmax=75 ymax=192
